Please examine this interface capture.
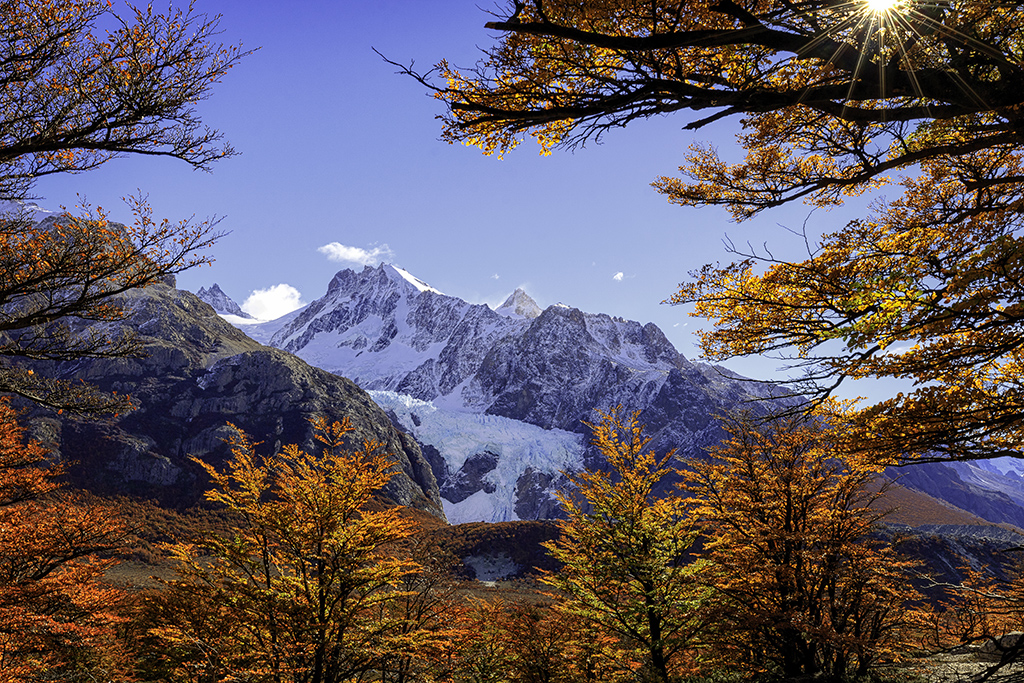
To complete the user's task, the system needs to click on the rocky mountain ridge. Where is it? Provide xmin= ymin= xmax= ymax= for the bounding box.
xmin=209 ymin=264 xmax=1024 ymax=527
xmin=27 ymin=259 xmax=1016 ymax=530
xmin=26 ymin=279 xmax=443 ymax=517
xmin=228 ymin=264 xmax=787 ymax=522
xmin=196 ymin=283 xmax=252 ymax=319
xmin=262 ymin=264 xmax=783 ymax=445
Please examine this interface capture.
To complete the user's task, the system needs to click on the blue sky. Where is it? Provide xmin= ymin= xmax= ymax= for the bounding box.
xmin=33 ymin=1 xmax=872 ymax=385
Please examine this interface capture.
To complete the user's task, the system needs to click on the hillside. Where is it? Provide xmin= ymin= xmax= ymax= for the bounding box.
xmin=24 ymin=278 xmax=443 ymax=516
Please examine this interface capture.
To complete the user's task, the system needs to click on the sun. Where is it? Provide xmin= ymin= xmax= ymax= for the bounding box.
xmin=864 ymin=0 xmax=902 ymax=13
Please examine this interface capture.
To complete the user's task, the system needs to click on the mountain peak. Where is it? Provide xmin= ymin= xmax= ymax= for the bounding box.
xmin=495 ymin=288 xmax=542 ymax=319
xmin=196 ymin=283 xmax=252 ymax=319
xmin=379 ymin=263 xmax=444 ymax=295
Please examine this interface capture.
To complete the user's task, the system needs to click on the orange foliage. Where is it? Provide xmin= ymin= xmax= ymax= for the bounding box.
xmin=674 ymin=153 xmax=1024 ymax=465
xmin=0 ymin=397 xmax=131 ymax=681
xmin=442 ymin=598 xmax=622 ymax=683
xmin=685 ymin=407 xmax=926 ymax=679
xmin=926 ymin=564 xmax=1024 ymax=677
xmin=147 ymin=418 xmax=426 ymax=683
xmin=413 ymin=0 xmax=1023 ymax=217
xmin=544 ymin=409 xmax=709 ymax=683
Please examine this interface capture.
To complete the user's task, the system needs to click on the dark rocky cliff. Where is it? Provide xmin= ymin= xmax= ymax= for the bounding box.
xmin=26 ymin=280 xmax=444 ymax=517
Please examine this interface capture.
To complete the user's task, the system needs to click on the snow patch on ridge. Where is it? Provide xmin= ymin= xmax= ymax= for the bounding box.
xmin=391 ymin=266 xmax=443 ymax=295
xmin=369 ymin=390 xmax=584 ymax=524
xmin=977 ymin=457 xmax=1024 ymax=478
xmin=234 ymin=306 xmax=307 ymax=344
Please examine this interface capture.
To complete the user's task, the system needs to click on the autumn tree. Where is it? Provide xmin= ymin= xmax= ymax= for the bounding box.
xmin=543 ymin=408 xmax=709 ymax=683
xmin=0 ymin=397 xmax=131 ymax=681
xmin=500 ymin=602 xmax=576 ymax=683
xmin=147 ymin=418 xmax=422 ymax=683
xmin=375 ymin=534 xmax=463 ymax=683
xmin=410 ymin=0 xmax=1023 ymax=199
xmin=443 ymin=598 xmax=520 ymax=683
xmin=441 ymin=598 xmax=600 ymax=683
xmin=500 ymin=602 xmax=642 ymax=683
xmin=924 ymin=564 xmax=1024 ymax=680
xmin=405 ymin=0 xmax=1024 ymax=465
xmin=0 ymin=0 xmax=247 ymax=414
xmin=0 ymin=2 xmax=246 ymax=677
xmin=685 ymin=406 xmax=923 ymax=680
xmin=1 ymin=0 xmax=244 ymax=201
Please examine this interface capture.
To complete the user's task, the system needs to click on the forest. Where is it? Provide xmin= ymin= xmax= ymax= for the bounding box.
xmin=5 ymin=0 xmax=1024 ymax=680
xmin=4 ymin=398 xmax=1024 ymax=682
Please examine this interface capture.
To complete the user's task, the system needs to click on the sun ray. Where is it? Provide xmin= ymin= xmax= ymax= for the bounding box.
xmin=884 ymin=6 xmax=997 ymax=110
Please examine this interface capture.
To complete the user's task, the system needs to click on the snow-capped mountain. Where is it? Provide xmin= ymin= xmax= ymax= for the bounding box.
xmin=236 ymin=264 xmax=783 ymax=522
xmin=495 ymin=288 xmax=542 ymax=320
xmin=196 ymin=283 xmax=252 ymax=319
xmin=264 ymin=265 xmax=514 ymax=400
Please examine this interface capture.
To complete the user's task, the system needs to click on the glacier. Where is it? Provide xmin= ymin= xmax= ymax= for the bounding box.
xmin=214 ymin=263 xmax=783 ymax=523
xmin=369 ymin=390 xmax=583 ymax=524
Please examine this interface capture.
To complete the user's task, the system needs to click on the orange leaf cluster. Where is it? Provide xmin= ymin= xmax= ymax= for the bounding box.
xmin=0 ymin=397 xmax=131 ymax=680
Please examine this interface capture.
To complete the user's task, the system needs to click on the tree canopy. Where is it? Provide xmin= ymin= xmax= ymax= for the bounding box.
xmin=410 ymin=0 xmax=1024 ymax=464
xmin=543 ymin=409 xmax=709 ymax=682
xmin=0 ymin=397 xmax=131 ymax=680
xmin=0 ymin=0 xmax=247 ymax=413
xmin=409 ymin=0 xmax=1024 ymax=210
xmin=148 ymin=418 xmax=420 ymax=683
xmin=685 ymin=406 xmax=922 ymax=679
xmin=0 ymin=0 xmax=247 ymax=203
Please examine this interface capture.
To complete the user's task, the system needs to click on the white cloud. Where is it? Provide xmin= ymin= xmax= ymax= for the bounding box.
xmin=242 ymin=284 xmax=305 ymax=321
xmin=317 ymin=242 xmax=394 ymax=266
xmin=612 ymin=271 xmax=625 ymax=281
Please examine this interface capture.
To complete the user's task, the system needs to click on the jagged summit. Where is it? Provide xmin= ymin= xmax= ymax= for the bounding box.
xmin=321 ymin=263 xmax=442 ymax=300
xmin=387 ymin=264 xmax=443 ymax=295
xmin=196 ymin=283 xmax=251 ymax=319
xmin=264 ymin=263 xmax=505 ymax=393
xmin=229 ymin=262 xmax=794 ymax=523
xmin=495 ymin=288 xmax=541 ymax=319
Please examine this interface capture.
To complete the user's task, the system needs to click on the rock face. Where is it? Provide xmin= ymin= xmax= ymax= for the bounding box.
xmin=196 ymin=283 xmax=252 ymax=319
xmin=246 ymin=264 xmax=785 ymax=522
xmin=28 ymin=280 xmax=443 ymax=517
xmin=882 ymin=524 xmax=1024 ymax=586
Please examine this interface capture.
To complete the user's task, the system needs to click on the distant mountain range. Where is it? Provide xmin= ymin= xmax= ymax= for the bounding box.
xmin=3 ymin=254 xmax=1014 ymax=529
xmin=202 ymin=264 xmax=786 ymax=522
xmin=200 ymin=264 xmax=1024 ymax=527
